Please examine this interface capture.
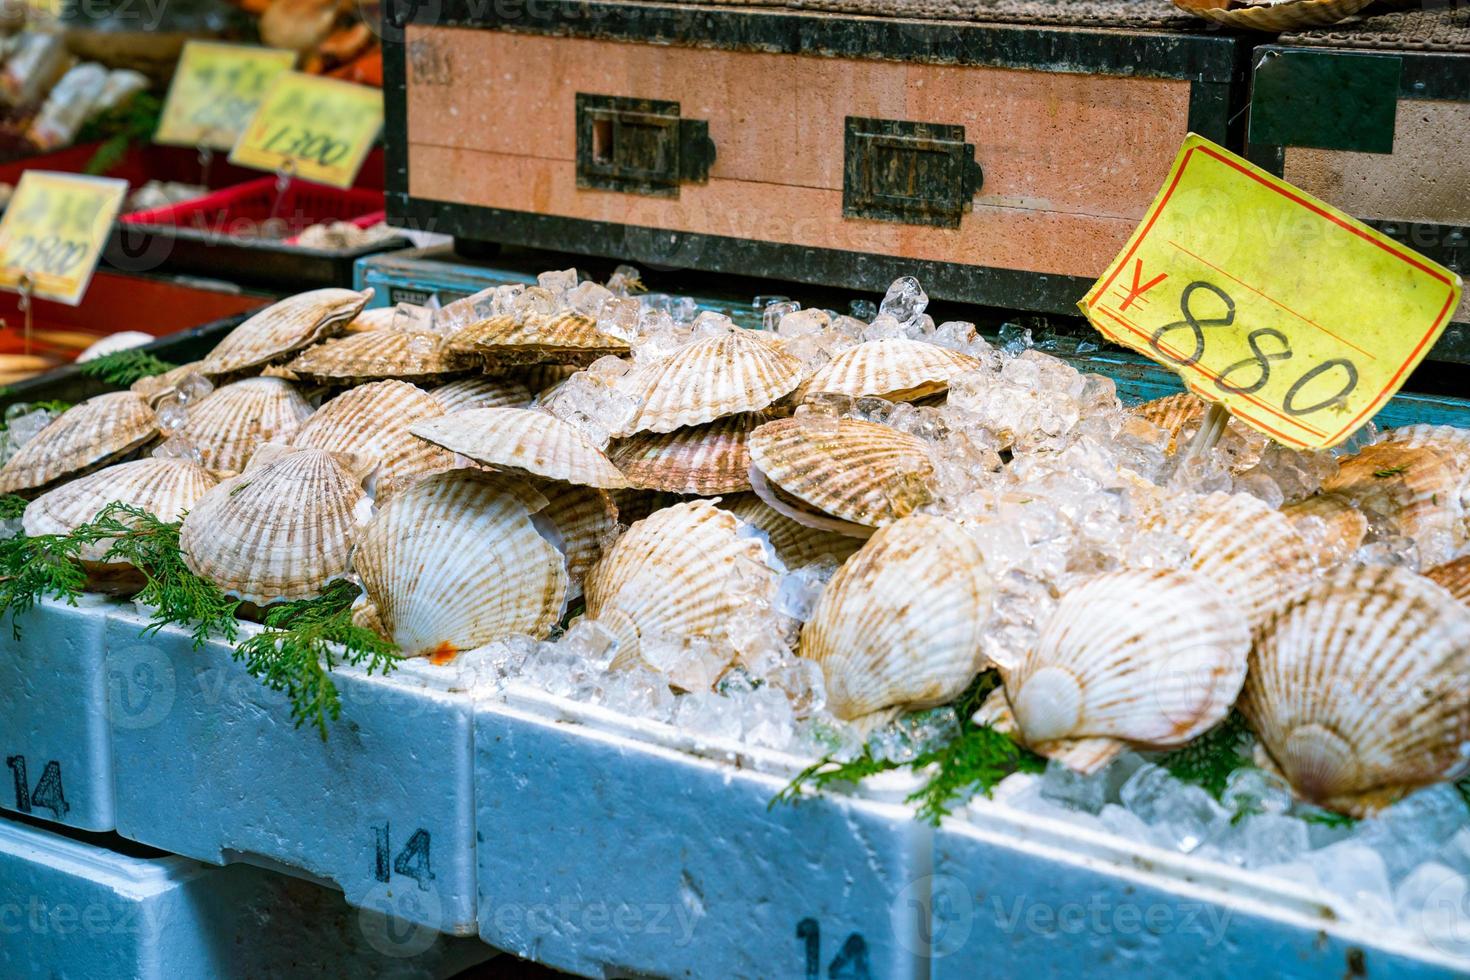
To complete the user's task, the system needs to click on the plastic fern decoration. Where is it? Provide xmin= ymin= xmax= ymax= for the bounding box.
xmin=233 ymin=580 xmax=400 ymax=739
xmin=78 ymin=350 xmax=179 ymax=387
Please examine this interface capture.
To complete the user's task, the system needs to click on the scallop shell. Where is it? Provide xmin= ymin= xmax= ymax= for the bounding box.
xmin=352 ymin=469 xmax=567 ymax=656
xmin=995 ymin=569 xmax=1250 ymax=773
xmin=345 ymin=303 xmax=432 ymax=334
xmin=1130 ymin=391 xmax=1267 ymax=466
xmin=409 ymin=408 xmax=628 ymax=489
xmin=284 ymin=330 xmax=459 ymax=383
xmin=614 ymin=330 xmax=805 ymax=436
xmin=1142 ymin=492 xmax=1316 ymax=627
xmin=1426 ymin=556 xmax=1470 ymax=606
xmin=800 ymin=515 xmax=993 ymax=722
xmin=585 ymin=499 xmax=778 ymax=663
xmin=22 ymin=458 xmax=218 ymax=562
xmin=1242 ymin=564 xmax=1470 ymax=815
xmin=429 ymin=377 xmax=533 ymax=413
xmin=447 ymin=311 xmax=630 ymax=366
xmin=747 ymin=416 xmax=934 ymax=535
xmin=802 ymin=338 xmax=982 ymax=402
xmin=719 ymin=494 xmax=860 ymax=568
xmin=179 ymin=446 xmax=370 ymax=603
xmin=524 ymin=364 xmax=579 ymax=394
xmin=0 ymin=392 xmax=157 ymax=494
xmin=197 ymin=288 xmax=370 ymax=376
xmin=609 ymin=412 xmax=776 ymax=495
xmin=179 ymin=377 xmax=314 ymax=475
xmin=1281 ymin=493 xmax=1367 ymax=566
xmin=291 ymin=381 xmax=454 ymax=503
xmin=533 ymin=480 xmax=617 ymax=599
xmin=1320 ymin=437 xmax=1470 ymax=560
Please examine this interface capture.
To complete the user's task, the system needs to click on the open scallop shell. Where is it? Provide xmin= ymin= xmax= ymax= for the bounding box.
xmin=719 ymin=494 xmax=860 ymax=568
xmin=198 ymin=288 xmax=371 ymax=376
xmin=131 ymin=361 xmax=208 ymax=407
xmin=292 ymin=381 xmax=454 ymax=503
xmin=800 ymin=515 xmax=993 ymax=723
xmin=284 ymin=330 xmax=460 ymax=383
xmin=22 ymin=457 xmax=218 ymax=562
xmin=1142 ymin=492 xmax=1317 ymax=627
xmin=802 ymin=338 xmax=982 ymax=402
xmin=1321 ymin=434 xmax=1470 ymax=561
xmin=747 ymin=416 xmax=934 ymax=535
xmin=988 ymin=569 xmax=1250 ymax=773
xmin=179 ymin=377 xmax=314 ymax=475
xmin=1281 ymin=493 xmax=1368 ymax=566
xmin=533 ymin=480 xmax=617 ymax=600
xmin=614 ymin=330 xmax=804 ymax=436
xmin=344 ymin=303 xmax=432 ymax=334
xmin=1172 ymin=0 xmax=1374 ymax=32
xmin=447 ymin=311 xmax=630 ymax=366
xmin=180 ymin=446 xmax=370 ymax=604
xmin=1426 ymin=556 xmax=1470 ymax=606
xmin=409 ymin=407 xmax=628 ymax=489
xmin=585 ymin=499 xmax=778 ymax=664
xmin=352 ymin=469 xmax=567 ymax=657
xmin=609 ymin=412 xmax=775 ymax=495
xmin=429 ymin=377 xmax=533 ymax=413
xmin=0 ymin=392 xmax=157 ymax=494
xmin=1242 ymin=564 xmax=1470 ymax=815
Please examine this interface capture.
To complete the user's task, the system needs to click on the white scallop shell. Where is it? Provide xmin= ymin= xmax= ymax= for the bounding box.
xmin=198 ymin=288 xmax=370 ymax=375
xmin=0 ymin=392 xmax=157 ymax=494
xmin=179 ymin=377 xmax=314 ymax=475
xmin=409 ymin=408 xmax=628 ymax=489
xmin=292 ymin=381 xmax=454 ymax=503
xmin=429 ymin=377 xmax=533 ymax=413
xmin=719 ymin=494 xmax=861 ymax=568
xmin=802 ymin=338 xmax=982 ymax=401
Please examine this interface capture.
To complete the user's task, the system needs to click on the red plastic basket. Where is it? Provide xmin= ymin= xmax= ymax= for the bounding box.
xmin=121 ymin=177 xmax=386 ymax=242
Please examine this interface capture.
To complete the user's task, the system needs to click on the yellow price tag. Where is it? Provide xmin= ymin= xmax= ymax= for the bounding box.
xmin=156 ymin=42 xmax=297 ymax=151
xmin=229 ymin=72 xmax=383 ymax=189
xmin=1081 ymin=135 xmax=1461 ymax=450
xmin=0 ymin=172 xmax=127 ymax=306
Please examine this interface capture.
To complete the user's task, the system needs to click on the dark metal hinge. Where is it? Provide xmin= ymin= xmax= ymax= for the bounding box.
xmin=575 ymin=94 xmax=716 ymax=197
xmin=843 ymin=116 xmax=983 ymax=229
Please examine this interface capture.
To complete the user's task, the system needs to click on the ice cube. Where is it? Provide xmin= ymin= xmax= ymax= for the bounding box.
xmin=878 ymin=276 xmax=927 ymax=326
xmin=1222 ymin=767 xmax=1294 ymax=817
xmin=176 ymin=372 xmax=214 ymax=405
xmin=606 ymin=264 xmax=643 ymax=296
xmin=1119 ymin=764 xmax=1230 ymax=853
xmin=674 ymin=691 xmax=744 ymax=742
xmin=1307 ymin=841 xmax=1395 ymax=922
xmin=742 ymin=686 xmax=796 ymax=750
xmin=1039 ymin=759 xmax=1107 ymax=814
xmin=777 ymin=308 xmax=830 ymax=338
xmin=1396 ymin=861 xmax=1470 ymax=952
xmin=559 ymin=618 xmax=621 ymax=670
xmin=537 ymin=268 xmax=578 ymax=297
xmin=1214 ymin=814 xmax=1310 ymax=869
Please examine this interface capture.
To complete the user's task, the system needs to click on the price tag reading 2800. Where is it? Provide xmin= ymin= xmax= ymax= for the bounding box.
xmin=1081 ymin=135 xmax=1461 ymax=450
xmin=230 ymin=71 xmax=383 ymax=189
xmin=155 ymin=42 xmax=297 ymax=151
xmin=0 ymin=171 xmax=127 ymax=305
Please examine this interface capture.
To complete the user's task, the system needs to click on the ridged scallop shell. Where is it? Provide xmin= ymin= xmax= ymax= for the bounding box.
xmin=993 ymin=569 xmax=1250 ymax=773
xmin=345 ymin=303 xmax=432 ymax=334
xmin=532 ymin=480 xmax=617 ymax=600
xmin=1281 ymin=493 xmax=1368 ymax=566
xmin=198 ymin=288 xmax=370 ymax=376
xmin=180 ymin=446 xmax=370 ymax=603
xmin=1142 ymin=492 xmax=1316 ymax=627
xmin=179 ymin=377 xmax=314 ymax=475
xmin=747 ymin=416 xmax=934 ymax=535
xmin=0 ymin=392 xmax=157 ymax=494
xmin=803 ymin=338 xmax=982 ymax=402
xmin=284 ymin=330 xmax=459 ymax=383
xmin=609 ymin=412 xmax=775 ymax=495
xmin=1131 ymin=392 xmax=1267 ymax=466
xmin=352 ymin=469 xmax=568 ymax=656
xmin=585 ymin=499 xmax=778 ymax=663
xmin=614 ymin=330 xmax=804 ymax=436
xmin=292 ymin=381 xmax=454 ymax=503
xmin=800 ymin=515 xmax=993 ymax=722
xmin=429 ymin=377 xmax=533 ymax=413
xmin=22 ymin=457 xmax=218 ymax=562
xmin=447 ymin=312 xmax=630 ymax=366
xmin=719 ymin=494 xmax=861 ymax=568
xmin=1321 ymin=437 xmax=1470 ymax=559
xmin=409 ymin=408 xmax=628 ymax=489
xmin=1242 ymin=565 xmax=1470 ymax=815
xmin=1426 ymin=556 xmax=1470 ymax=606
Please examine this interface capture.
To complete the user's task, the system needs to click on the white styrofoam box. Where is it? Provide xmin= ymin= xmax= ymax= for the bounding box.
xmin=475 ymin=683 xmax=933 ymax=980
xmin=0 ymin=595 xmax=123 ymax=831
xmin=105 ymin=607 xmax=481 ymax=937
xmin=0 ymin=813 xmax=494 ymax=979
xmin=929 ymin=799 xmax=1470 ymax=979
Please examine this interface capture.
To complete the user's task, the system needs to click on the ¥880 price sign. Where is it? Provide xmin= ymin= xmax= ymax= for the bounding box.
xmin=230 ymin=71 xmax=383 ymax=188
xmin=1081 ymin=135 xmax=1461 ymax=449
xmin=0 ymin=172 xmax=127 ymax=305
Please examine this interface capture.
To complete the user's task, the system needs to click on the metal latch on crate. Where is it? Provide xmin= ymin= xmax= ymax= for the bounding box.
xmin=575 ymin=94 xmax=715 ymax=197
xmin=843 ymin=116 xmax=983 ymax=229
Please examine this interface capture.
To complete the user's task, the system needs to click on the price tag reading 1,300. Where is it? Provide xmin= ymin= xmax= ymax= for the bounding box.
xmin=155 ymin=42 xmax=297 ymax=151
xmin=229 ymin=71 xmax=383 ymax=189
xmin=1081 ymin=134 xmax=1462 ymax=450
xmin=0 ymin=171 xmax=127 ymax=305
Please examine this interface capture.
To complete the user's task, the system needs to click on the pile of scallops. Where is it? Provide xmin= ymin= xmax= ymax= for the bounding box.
xmin=1 ymin=274 xmax=1467 ymax=819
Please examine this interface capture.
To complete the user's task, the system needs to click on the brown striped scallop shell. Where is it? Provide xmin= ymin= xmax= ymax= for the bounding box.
xmin=0 ymin=392 xmax=157 ymax=494
xmin=291 ymin=381 xmax=454 ymax=503
xmin=1281 ymin=493 xmax=1368 ymax=566
xmin=719 ymin=494 xmax=861 ymax=568
xmin=409 ymin=408 xmax=628 ymax=489
xmin=533 ymin=480 xmax=618 ymax=599
xmin=1242 ymin=564 xmax=1470 ymax=815
xmin=802 ymin=338 xmax=982 ymax=402
xmin=344 ymin=303 xmax=432 ymax=334
xmin=1320 ymin=435 xmax=1470 ymax=561
xmin=609 ymin=412 xmax=775 ymax=495
xmin=1426 ymin=555 xmax=1470 ymax=606
xmin=1130 ymin=391 xmax=1267 ymax=466
xmin=284 ymin=330 xmax=460 ymax=384
xmin=179 ymin=377 xmax=314 ymax=475
xmin=429 ymin=377 xmax=533 ymax=413
xmin=447 ymin=311 xmax=630 ymax=366
xmin=198 ymin=288 xmax=370 ymax=376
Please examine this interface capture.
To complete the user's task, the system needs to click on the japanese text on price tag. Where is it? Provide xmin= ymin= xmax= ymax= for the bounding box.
xmin=0 ymin=172 xmax=127 ymax=305
xmin=156 ymin=42 xmax=297 ymax=151
xmin=229 ymin=72 xmax=383 ymax=189
xmin=1080 ymin=135 xmax=1461 ymax=449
